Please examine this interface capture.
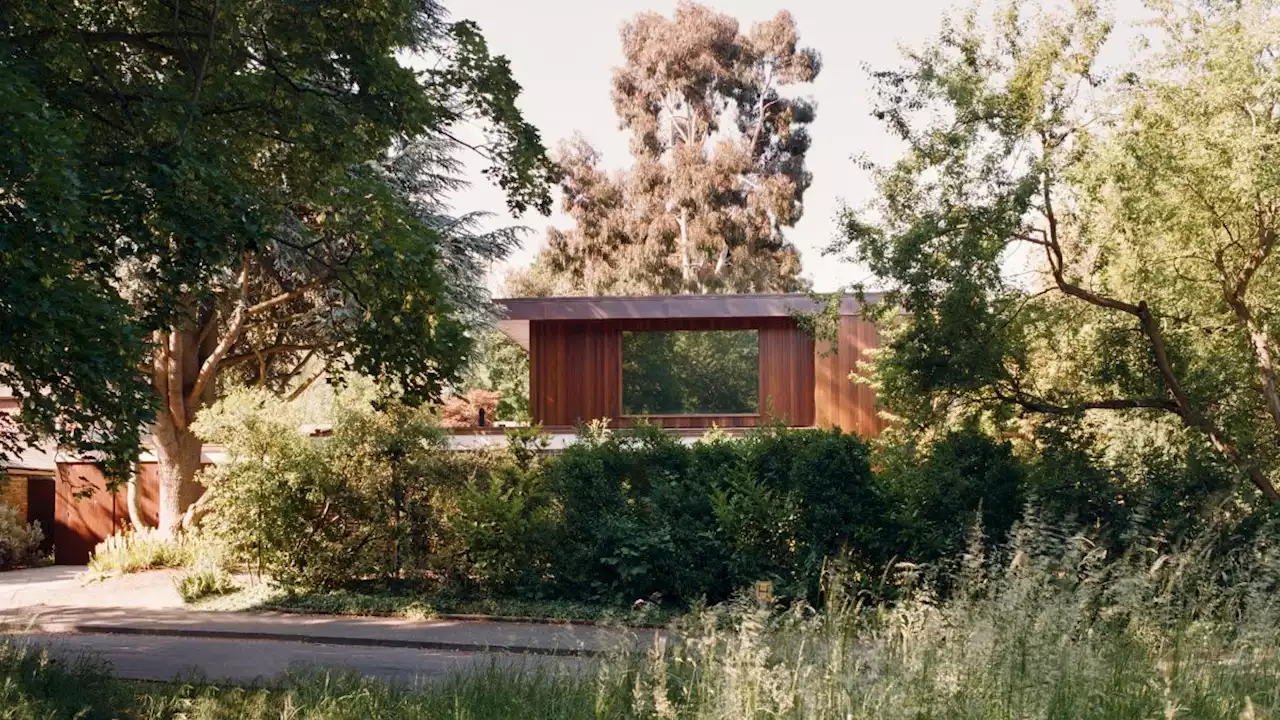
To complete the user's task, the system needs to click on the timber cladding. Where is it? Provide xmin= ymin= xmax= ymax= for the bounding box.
xmin=528 ymin=314 xmax=882 ymax=435
xmin=52 ymin=462 xmax=162 ymax=565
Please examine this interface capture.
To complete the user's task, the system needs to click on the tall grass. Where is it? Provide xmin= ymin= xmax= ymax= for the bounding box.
xmin=11 ymin=517 xmax=1280 ymax=719
xmin=86 ymin=527 xmax=238 ymax=595
xmin=615 ymin=515 xmax=1280 ymax=718
xmin=86 ymin=528 xmax=199 ymax=575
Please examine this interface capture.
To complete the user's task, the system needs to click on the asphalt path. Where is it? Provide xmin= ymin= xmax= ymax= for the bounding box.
xmin=5 ymin=631 xmax=590 ymax=685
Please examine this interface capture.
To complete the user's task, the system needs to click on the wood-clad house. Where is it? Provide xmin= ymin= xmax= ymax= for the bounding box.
xmin=494 ymin=294 xmax=885 ymax=438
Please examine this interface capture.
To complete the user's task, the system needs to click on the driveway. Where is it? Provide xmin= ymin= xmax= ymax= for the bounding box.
xmin=0 ymin=565 xmax=184 ymax=610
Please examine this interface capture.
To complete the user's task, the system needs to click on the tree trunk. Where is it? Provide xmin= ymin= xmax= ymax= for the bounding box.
xmin=150 ymin=319 xmax=217 ymax=536
xmin=678 ymin=207 xmax=692 ymax=287
xmin=153 ymin=405 xmax=205 ymax=535
xmin=125 ymin=474 xmax=146 ymax=529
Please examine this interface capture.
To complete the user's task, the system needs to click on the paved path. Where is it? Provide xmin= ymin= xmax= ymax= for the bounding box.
xmin=0 ymin=565 xmax=185 ymax=609
xmin=4 ymin=604 xmax=651 ymax=656
xmin=4 ymin=632 xmax=588 ymax=684
xmin=0 ymin=566 xmax=658 ymax=684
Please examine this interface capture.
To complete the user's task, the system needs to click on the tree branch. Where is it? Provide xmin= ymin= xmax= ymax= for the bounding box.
xmin=1217 ymin=226 xmax=1280 ymax=435
xmin=287 ymin=366 xmax=326 ymax=402
xmin=993 ymin=386 xmax=1178 ymax=415
xmin=164 ymin=332 xmax=188 ymax=431
xmin=1033 ymin=143 xmax=1280 ymax=503
xmin=220 ymin=344 xmax=318 ymax=369
xmin=186 ymin=259 xmax=250 ymax=407
xmin=247 ymin=274 xmax=330 ymax=315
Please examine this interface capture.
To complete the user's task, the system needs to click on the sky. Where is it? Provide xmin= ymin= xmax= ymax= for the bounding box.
xmin=447 ymin=0 xmax=1151 ymax=294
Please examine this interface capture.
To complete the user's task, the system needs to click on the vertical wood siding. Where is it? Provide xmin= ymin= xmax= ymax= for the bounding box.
xmin=52 ymin=463 xmax=166 ymax=565
xmin=529 ymin=316 xmax=843 ymax=431
xmin=813 ymin=314 xmax=885 ymax=437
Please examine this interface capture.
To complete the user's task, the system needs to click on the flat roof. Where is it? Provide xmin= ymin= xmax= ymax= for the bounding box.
xmin=493 ymin=293 xmax=875 ymax=349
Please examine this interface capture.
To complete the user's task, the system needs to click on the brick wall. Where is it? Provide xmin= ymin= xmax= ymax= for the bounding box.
xmin=0 ymin=474 xmax=28 ymax=518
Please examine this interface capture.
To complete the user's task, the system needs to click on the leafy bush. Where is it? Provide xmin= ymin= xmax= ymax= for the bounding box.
xmin=453 ymin=429 xmax=557 ymax=593
xmin=547 ymin=423 xmax=880 ymax=605
xmin=877 ymin=426 xmax=1026 ymax=563
xmin=196 ymin=388 xmax=531 ymax=591
xmin=0 ymin=503 xmax=43 ymax=570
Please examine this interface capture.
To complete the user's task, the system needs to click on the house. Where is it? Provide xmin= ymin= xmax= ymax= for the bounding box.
xmin=487 ymin=293 xmax=884 ymax=439
xmin=3 ymin=385 xmax=231 ymax=564
xmin=1 ymin=386 xmax=57 ymax=557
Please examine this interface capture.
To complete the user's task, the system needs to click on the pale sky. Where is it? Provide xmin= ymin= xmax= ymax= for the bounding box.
xmin=448 ymin=0 xmax=1151 ymax=294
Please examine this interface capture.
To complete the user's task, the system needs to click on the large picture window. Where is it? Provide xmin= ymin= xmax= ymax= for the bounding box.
xmin=621 ymin=330 xmax=759 ymax=415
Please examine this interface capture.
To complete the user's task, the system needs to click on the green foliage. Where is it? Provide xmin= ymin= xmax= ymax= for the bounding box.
xmin=0 ymin=64 xmax=154 ymax=479
xmin=0 ymin=503 xmax=43 ymax=570
xmin=547 ymin=424 xmax=882 ymax=605
xmin=0 ymin=644 xmax=131 ymax=720
xmin=454 ymin=432 xmax=557 ymax=594
xmin=196 ymin=389 xmax=457 ymax=589
xmin=0 ymin=0 xmax=555 ymax=475
xmin=837 ymin=0 xmax=1280 ymax=504
xmin=877 ymin=427 xmax=1027 ymax=562
xmin=174 ymin=567 xmax=239 ymax=603
xmin=196 ymin=388 xmax=558 ymax=592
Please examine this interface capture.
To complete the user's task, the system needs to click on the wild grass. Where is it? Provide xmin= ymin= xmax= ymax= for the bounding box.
xmin=172 ymin=537 xmax=239 ymax=602
xmin=13 ymin=516 xmax=1280 ymax=719
xmin=616 ymin=515 xmax=1280 ymax=719
xmin=86 ymin=528 xmax=196 ymax=576
xmin=86 ymin=528 xmax=233 ymax=586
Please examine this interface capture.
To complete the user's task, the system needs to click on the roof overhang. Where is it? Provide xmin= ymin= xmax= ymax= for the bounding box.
xmin=493 ymin=293 xmax=875 ymax=350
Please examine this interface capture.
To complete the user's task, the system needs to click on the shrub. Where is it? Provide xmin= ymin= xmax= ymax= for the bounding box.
xmin=174 ymin=566 xmax=239 ymax=602
xmin=453 ymin=430 xmax=557 ymax=594
xmin=0 ymin=503 xmax=43 ymax=570
xmin=878 ymin=426 xmax=1026 ymax=563
xmin=196 ymin=388 xmax=518 ymax=591
xmin=547 ymin=424 xmax=879 ymax=605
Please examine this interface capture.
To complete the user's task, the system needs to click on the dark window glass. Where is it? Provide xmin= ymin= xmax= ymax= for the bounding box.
xmin=621 ymin=330 xmax=759 ymax=415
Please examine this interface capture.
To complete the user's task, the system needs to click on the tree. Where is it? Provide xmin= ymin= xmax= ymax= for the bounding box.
xmin=2 ymin=0 xmax=556 ymax=531
xmin=837 ymin=0 xmax=1280 ymax=503
xmin=461 ymin=328 xmax=530 ymax=422
xmin=510 ymin=2 xmax=820 ymax=296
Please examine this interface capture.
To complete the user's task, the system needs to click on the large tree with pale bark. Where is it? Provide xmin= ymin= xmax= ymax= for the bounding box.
xmin=1 ymin=0 xmax=555 ymax=532
xmin=511 ymin=1 xmax=820 ymax=296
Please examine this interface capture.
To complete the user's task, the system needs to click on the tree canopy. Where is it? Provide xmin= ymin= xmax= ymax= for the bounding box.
xmin=510 ymin=1 xmax=820 ymax=296
xmin=837 ymin=0 xmax=1280 ymax=503
xmin=1 ymin=0 xmax=555 ymax=528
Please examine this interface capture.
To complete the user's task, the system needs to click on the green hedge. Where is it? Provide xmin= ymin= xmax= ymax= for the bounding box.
xmin=200 ymin=392 xmax=1200 ymax=608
